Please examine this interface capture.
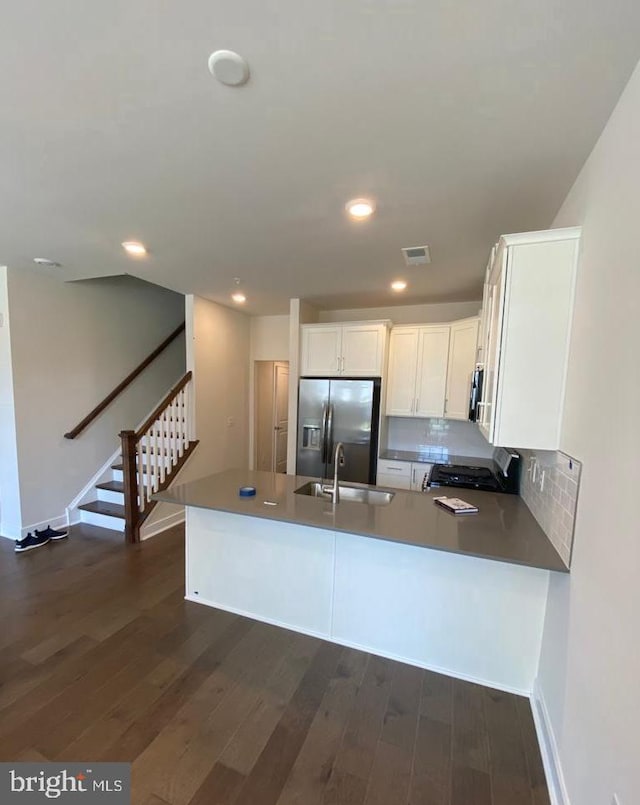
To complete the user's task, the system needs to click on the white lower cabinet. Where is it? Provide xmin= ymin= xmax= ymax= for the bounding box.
xmin=376 ymin=459 xmax=411 ymax=489
xmin=410 ymin=463 xmax=432 ymax=490
xmin=376 ymin=459 xmax=432 ymax=491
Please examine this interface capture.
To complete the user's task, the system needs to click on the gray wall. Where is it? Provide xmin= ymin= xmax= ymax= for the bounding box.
xmin=5 ymin=269 xmax=185 ymax=536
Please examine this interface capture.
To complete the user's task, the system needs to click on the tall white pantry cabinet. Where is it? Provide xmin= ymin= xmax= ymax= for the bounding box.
xmin=478 ymin=227 xmax=581 ymax=450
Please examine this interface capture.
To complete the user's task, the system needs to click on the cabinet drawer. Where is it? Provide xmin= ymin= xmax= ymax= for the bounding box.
xmin=376 ymin=460 xmax=411 ymax=477
xmin=376 ymin=473 xmax=411 ymax=490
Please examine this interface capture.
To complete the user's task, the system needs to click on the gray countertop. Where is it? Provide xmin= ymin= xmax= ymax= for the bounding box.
xmin=156 ymin=469 xmax=568 ymax=573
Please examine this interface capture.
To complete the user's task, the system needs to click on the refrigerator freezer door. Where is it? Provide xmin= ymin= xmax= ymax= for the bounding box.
xmin=328 ymin=379 xmax=377 ymax=484
xmin=297 ymin=379 xmax=330 ymax=478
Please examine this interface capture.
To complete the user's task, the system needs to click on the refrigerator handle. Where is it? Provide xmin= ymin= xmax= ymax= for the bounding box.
xmin=326 ymin=403 xmax=335 ymax=460
xmin=320 ymin=402 xmax=329 ymax=464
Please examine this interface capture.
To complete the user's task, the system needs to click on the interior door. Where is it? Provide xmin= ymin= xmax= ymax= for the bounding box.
xmin=273 ymin=362 xmax=289 ymax=473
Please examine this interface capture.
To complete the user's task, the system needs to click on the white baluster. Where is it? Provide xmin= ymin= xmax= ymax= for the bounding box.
xmin=179 ymin=389 xmax=185 ymax=458
xmin=136 ymin=439 xmax=144 ymax=512
xmin=171 ymin=398 xmax=178 ymax=467
xmin=160 ymin=410 xmax=167 ymax=484
xmin=153 ymin=422 xmax=159 ymax=492
xmin=145 ymin=431 xmax=152 ymax=506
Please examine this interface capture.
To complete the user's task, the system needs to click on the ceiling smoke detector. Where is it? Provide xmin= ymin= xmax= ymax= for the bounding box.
xmin=401 ymin=245 xmax=431 ymax=266
xmin=208 ymin=50 xmax=250 ymax=86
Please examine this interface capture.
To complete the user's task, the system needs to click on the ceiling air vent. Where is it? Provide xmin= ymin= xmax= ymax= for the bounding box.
xmin=401 ymin=245 xmax=431 ymax=266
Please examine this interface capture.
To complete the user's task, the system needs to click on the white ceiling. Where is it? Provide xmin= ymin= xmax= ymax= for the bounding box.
xmin=2 ymin=2 xmax=640 ymax=315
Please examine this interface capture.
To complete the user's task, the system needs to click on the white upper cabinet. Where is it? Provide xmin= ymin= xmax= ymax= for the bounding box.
xmin=445 ymin=318 xmax=480 ymax=420
xmin=341 ymin=323 xmax=387 ymax=376
xmin=386 ymin=328 xmax=420 ymax=415
xmin=415 ymin=327 xmax=451 ymax=417
xmin=300 ymin=322 xmax=388 ymax=377
xmin=300 ymin=325 xmax=342 ymax=375
xmin=386 ymin=320 xmax=478 ymax=419
xmin=478 ymin=227 xmax=581 ymax=450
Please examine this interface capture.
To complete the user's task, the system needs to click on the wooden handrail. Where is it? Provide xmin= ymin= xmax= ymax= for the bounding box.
xmin=64 ymin=322 xmax=185 ymax=439
xmin=135 ymin=371 xmax=192 ymax=438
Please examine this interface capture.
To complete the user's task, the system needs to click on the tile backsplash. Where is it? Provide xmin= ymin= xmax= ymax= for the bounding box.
xmin=386 ymin=418 xmax=495 ymax=459
xmin=518 ymin=448 xmax=581 ymax=566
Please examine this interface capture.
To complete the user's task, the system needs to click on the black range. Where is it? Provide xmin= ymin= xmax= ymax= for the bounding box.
xmin=427 ymin=448 xmax=521 ymax=494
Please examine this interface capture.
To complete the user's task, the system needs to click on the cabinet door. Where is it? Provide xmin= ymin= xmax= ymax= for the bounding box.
xmin=479 ymin=245 xmax=507 ymax=442
xmin=445 ymin=318 xmax=479 ymax=420
xmin=300 ymin=326 xmax=342 ymax=376
xmin=415 ymin=326 xmax=450 ymax=418
xmin=385 ymin=328 xmax=419 ymax=416
xmin=410 ymin=463 xmax=432 ymax=490
xmin=341 ymin=324 xmax=386 ymax=376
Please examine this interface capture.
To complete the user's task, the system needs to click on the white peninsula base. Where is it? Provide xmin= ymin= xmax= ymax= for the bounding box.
xmin=185 ymin=507 xmax=550 ymax=695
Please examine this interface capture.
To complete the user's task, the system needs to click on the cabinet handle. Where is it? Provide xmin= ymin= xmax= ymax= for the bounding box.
xmin=383 ymin=466 xmax=405 ymax=472
xmin=336 ymin=356 xmax=341 ymax=373
xmin=415 ymin=397 xmax=420 ymax=413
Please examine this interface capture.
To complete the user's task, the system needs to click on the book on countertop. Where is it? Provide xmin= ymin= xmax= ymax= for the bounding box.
xmin=433 ymin=496 xmax=479 ymax=515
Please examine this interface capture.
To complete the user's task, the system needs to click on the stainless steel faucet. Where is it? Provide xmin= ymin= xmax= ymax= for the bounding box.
xmin=323 ymin=442 xmax=345 ymax=503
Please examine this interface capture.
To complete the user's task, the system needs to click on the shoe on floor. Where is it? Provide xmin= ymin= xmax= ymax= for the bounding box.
xmin=15 ymin=532 xmax=51 ymax=553
xmin=35 ymin=525 xmax=69 ymax=541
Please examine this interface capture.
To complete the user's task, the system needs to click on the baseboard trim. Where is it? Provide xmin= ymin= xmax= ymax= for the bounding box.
xmin=140 ymin=510 xmax=185 ymax=541
xmin=531 ymin=677 xmax=571 ymax=805
xmin=19 ymin=513 xmax=70 ymax=540
xmin=184 ymin=593 xmax=530 ymax=697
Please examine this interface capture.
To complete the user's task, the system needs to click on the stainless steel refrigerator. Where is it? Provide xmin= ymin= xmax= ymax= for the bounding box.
xmin=296 ymin=378 xmax=380 ymax=484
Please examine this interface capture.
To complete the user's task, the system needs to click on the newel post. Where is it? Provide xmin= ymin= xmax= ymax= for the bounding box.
xmin=120 ymin=430 xmax=140 ymax=544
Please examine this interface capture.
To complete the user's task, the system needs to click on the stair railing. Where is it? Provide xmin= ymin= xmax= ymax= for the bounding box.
xmin=64 ymin=322 xmax=185 ymax=439
xmin=120 ymin=370 xmax=196 ymax=542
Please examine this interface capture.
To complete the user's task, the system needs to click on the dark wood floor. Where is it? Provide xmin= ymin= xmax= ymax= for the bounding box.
xmin=0 ymin=524 xmax=550 ymax=805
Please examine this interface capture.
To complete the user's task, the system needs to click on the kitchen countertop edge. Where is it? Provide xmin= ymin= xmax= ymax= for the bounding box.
xmin=155 ymin=469 xmax=569 ymax=574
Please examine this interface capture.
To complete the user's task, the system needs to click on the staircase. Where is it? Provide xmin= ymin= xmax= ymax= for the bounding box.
xmin=77 ymin=371 xmax=198 ymax=541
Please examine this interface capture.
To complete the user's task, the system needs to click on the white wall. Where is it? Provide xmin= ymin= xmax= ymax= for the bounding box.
xmin=250 ymin=315 xmax=290 ymax=362
xmin=318 ymin=301 xmax=481 ymax=324
xmin=0 ymin=267 xmax=22 ymax=537
xmin=534 ymin=62 xmax=640 ymax=805
xmin=188 ymin=295 xmax=250 ymax=477
xmin=5 ymin=269 xmax=185 ymax=536
xmin=142 ymin=295 xmax=251 ymax=537
xmin=286 ymin=299 xmax=319 ymax=474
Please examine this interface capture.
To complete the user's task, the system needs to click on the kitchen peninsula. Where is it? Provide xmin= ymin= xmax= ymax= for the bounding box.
xmin=157 ymin=469 xmax=567 ymax=694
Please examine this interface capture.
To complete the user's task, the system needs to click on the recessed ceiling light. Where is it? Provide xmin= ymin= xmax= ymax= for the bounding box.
xmin=208 ymin=50 xmax=250 ymax=86
xmin=391 ymin=280 xmax=407 ymax=292
xmin=121 ymin=241 xmax=147 ymax=257
xmin=231 ymin=292 xmax=246 ymax=304
xmin=345 ymin=198 xmax=376 ymax=220
xmin=33 ymin=257 xmax=61 ymax=268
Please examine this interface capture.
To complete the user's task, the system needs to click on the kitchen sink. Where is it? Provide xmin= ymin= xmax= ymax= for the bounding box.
xmin=294 ymin=481 xmax=395 ymax=506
